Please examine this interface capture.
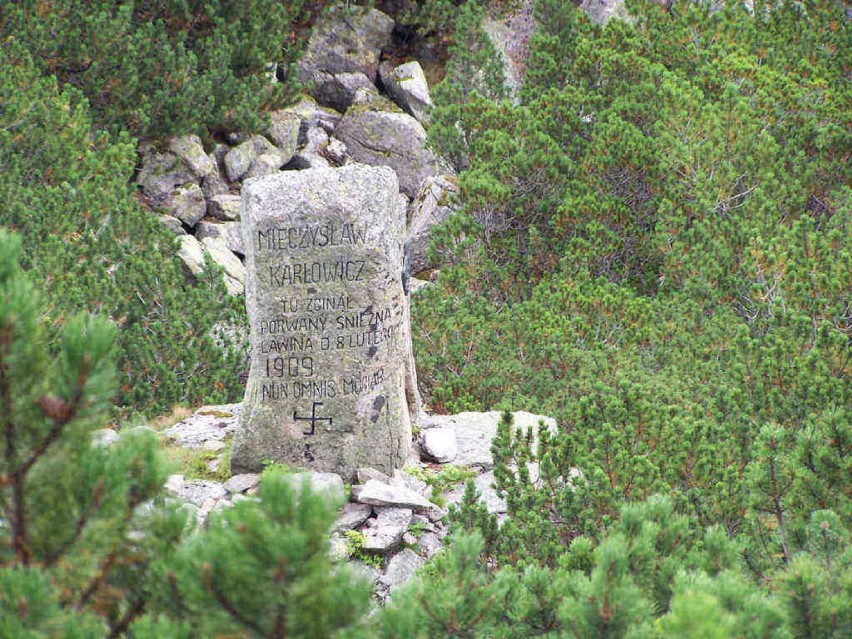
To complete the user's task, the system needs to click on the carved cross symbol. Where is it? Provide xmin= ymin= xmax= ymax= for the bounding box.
xmin=293 ymin=401 xmax=333 ymax=436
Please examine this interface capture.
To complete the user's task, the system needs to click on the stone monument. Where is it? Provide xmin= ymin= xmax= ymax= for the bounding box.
xmin=230 ymin=165 xmax=414 ymax=479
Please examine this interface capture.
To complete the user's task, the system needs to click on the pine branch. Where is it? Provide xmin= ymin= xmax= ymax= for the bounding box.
xmin=203 ymin=563 xmax=266 ymax=636
xmin=106 ymin=597 xmax=145 ymax=639
xmin=43 ymin=479 xmax=105 ymax=568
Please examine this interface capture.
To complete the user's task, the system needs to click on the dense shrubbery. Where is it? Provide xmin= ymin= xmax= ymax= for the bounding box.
xmin=412 ymin=0 xmax=850 ymax=633
xmin=0 ymin=44 xmax=246 ymax=415
xmin=0 ymin=0 xmax=849 ymax=635
xmin=0 ymin=0 xmax=310 ymax=140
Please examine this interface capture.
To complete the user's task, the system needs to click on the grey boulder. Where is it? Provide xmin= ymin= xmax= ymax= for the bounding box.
xmin=297 ymin=5 xmax=394 ymax=83
xmin=335 ymin=93 xmax=441 ymax=197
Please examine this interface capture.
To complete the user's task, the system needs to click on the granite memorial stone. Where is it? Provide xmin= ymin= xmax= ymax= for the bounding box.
xmin=231 ymin=165 xmax=414 ymax=478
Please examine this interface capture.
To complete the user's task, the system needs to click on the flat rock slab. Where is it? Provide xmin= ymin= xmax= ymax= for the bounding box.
xmin=334 ymin=502 xmax=373 ymax=532
xmin=223 ymin=473 xmax=260 ymax=494
xmin=425 ymin=411 xmax=557 ymax=470
xmin=164 ymin=404 xmax=242 ymax=447
xmin=354 ymin=479 xmax=440 ymax=519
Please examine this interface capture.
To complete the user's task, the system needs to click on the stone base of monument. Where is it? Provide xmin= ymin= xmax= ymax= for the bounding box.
xmin=156 ymin=404 xmax=557 ymax=600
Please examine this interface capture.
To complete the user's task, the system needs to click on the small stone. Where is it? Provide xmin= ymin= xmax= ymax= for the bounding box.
xmin=207 ymin=194 xmax=241 ymax=221
xmin=267 ymin=112 xmax=300 ymax=162
xmin=157 ymin=214 xmax=186 ymax=236
xmin=309 ymin=70 xmax=376 ymax=111
xmin=417 ymin=532 xmax=443 ymax=559
xmin=355 ymin=479 xmax=438 ymax=512
xmin=421 ymin=427 xmax=458 ymax=463
xmin=246 ymin=152 xmax=285 ymax=179
xmin=287 ymin=151 xmax=330 ymax=170
xmin=380 ymin=61 xmax=433 ymax=124
xmin=325 ymin=137 xmax=348 ymax=165
xmin=223 ymin=473 xmax=260 ymax=494
xmin=202 ymin=439 xmax=226 ymax=452
xmin=381 ymin=548 xmax=424 ymax=590
xmin=196 ymin=221 xmax=244 ymax=256
xmin=179 ymin=479 xmax=227 ymax=507
xmin=402 ymin=532 xmax=417 ymax=546
xmin=168 ymin=183 xmax=206 ymax=228
xmin=136 ymin=149 xmax=196 ymax=207
xmin=91 ymin=429 xmax=120 ymax=448
xmin=224 ymin=140 xmax=257 ymax=182
xmin=164 ymin=474 xmax=185 ymax=494
xmin=201 ymin=169 xmax=229 ymax=198
xmin=201 ymin=236 xmax=245 ymax=295
xmin=164 ymin=404 xmax=241 ymax=447
xmin=362 ymin=507 xmax=412 ymax=552
xmin=169 ymin=134 xmax=214 ymax=177
xmin=334 ymin=502 xmax=373 ymax=532
xmin=177 ymin=234 xmax=205 ymax=278
xmin=390 ymin=469 xmax=430 ymax=498
xmin=330 ymin=532 xmax=349 ymax=561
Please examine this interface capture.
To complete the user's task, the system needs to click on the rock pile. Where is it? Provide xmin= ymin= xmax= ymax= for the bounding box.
xmin=157 ymin=404 xmax=556 ymax=600
xmin=137 ymin=3 xmax=458 ymax=297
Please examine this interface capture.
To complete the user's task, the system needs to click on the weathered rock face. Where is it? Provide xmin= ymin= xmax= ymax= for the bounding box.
xmin=297 ymin=5 xmax=395 ymax=85
xmin=379 ymin=61 xmax=433 ymax=124
xmin=334 ymin=93 xmax=441 ymax=197
xmin=407 ymin=175 xmax=458 ymax=274
xmin=231 ymin=165 xmax=413 ymax=479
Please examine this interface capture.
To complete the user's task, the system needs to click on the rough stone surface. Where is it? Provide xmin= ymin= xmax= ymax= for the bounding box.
xmin=246 ymin=152 xmax=285 ymax=180
xmin=297 ymin=5 xmax=394 ymax=83
xmin=417 ymin=532 xmax=444 ymax=559
xmin=309 ymin=70 xmax=376 ymax=112
xmin=421 ymin=427 xmax=458 ymax=463
xmin=334 ymin=502 xmax=373 ymax=532
xmin=267 ymin=112 xmax=300 ymax=162
xmin=196 ymin=221 xmax=244 ymax=256
xmin=579 ymin=0 xmax=629 ymax=25
xmin=157 ymin=214 xmax=186 ymax=235
xmin=390 ymin=469 xmax=430 ymax=498
xmin=201 ymin=236 xmax=245 ymax=295
xmin=177 ymin=234 xmax=205 ymax=277
xmin=223 ymin=473 xmax=260 ymax=494
xmin=164 ymin=404 xmax=242 ymax=447
xmin=224 ymin=140 xmax=258 ymax=182
xmin=288 ymin=152 xmax=331 ymax=170
xmin=381 ymin=548 xmax=423 ymax=590
xmin=169 ymin=134 xmax=214 ymax=178
xmin=355 ymin=479 xmax=437 ymax=512
xmin=207 ymin=194 xmax=241 ymax=221
xmin=284 ymin=98 xmax=342 ymax=140
xmin=137 ymin=150 xmax=196 ymax=207
xmin=357 ymin=467 xmax=391 ymax=485
xmin=231 ymin=166 xmax=414 ymax=478
xmin=422 ymin=411 xmax=557 ymax=471
xmin=325 ymin=138 xmax=349 ymax=165
xmin=408 ymin=175 xmax=458 ymax=274
xmin=362 ymin=507 xmax=412 ymax=551
xmin=201 ymin=169 xmax=230 ymax=199
xmin=288 ymin=471 xmax=347 ymax=503
xmin=335 ymin=94 xmax=441 ymax=197
xmin=168 ymin=183 xmax=207 ymax=227
xmin=172 ymin=479 xmax=227 ymax=507
xmin=481 ymin=0 xmax=536 ymax=103
xmin=379 ymin=61 xmax=433 ymax=124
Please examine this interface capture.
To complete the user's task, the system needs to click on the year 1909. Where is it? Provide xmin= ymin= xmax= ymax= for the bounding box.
xmin=265 ymin=356 xmax=314 ymax=378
